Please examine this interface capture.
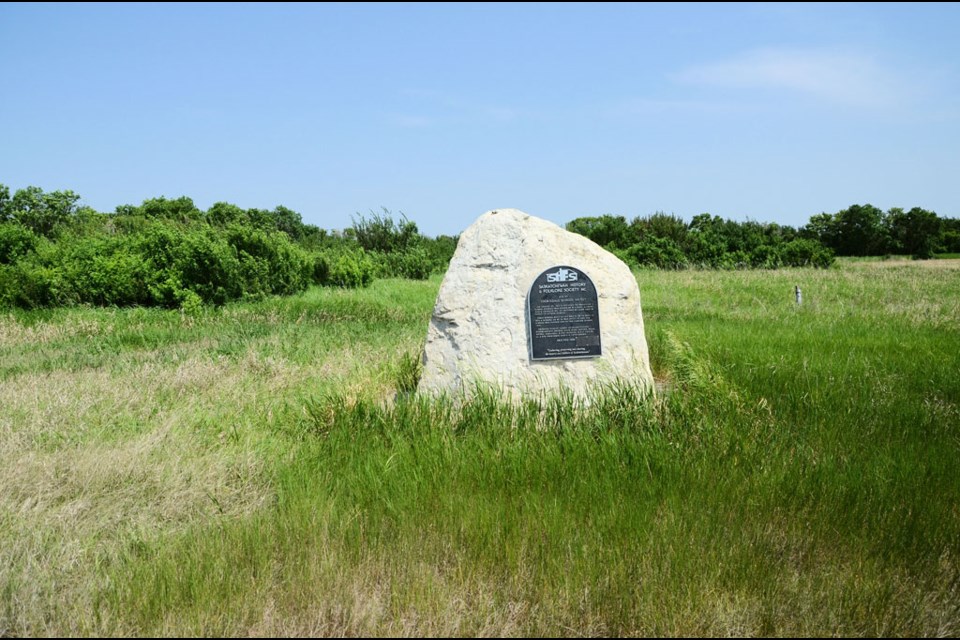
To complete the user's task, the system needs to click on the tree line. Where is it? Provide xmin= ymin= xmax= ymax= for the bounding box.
xmin=2 ymin=182 xmax=957 ymax=310
xmin=0 ymin=184 xmax=456 ymax=310
xmin=565 ymin=205 xmax=960 ymax=270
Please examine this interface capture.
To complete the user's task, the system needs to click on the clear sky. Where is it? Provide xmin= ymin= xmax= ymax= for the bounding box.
xmin=2 ymin=3 xmax=958 ymax=236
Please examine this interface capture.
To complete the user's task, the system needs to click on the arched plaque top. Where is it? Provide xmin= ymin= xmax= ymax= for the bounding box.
xmin=527 ymin=265 xmax=602 ymax=361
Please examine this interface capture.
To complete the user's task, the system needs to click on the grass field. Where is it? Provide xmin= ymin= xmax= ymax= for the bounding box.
xmin=1 ymin=260 xmax=958 ymax=636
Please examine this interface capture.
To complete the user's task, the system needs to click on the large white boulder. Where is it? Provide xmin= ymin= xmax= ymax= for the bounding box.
xmin=418 ymin=209 xmax=654 ymax=400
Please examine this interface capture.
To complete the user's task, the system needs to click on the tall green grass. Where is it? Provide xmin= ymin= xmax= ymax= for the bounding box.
xmin=2 ymin=263 xmax=958 ymax=636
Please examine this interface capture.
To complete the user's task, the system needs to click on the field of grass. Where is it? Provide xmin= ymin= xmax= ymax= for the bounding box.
xmin=1 ymin=260 xmax=958 ymax=636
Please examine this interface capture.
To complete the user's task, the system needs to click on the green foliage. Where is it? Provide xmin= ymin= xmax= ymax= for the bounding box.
xmin=421 ymin=234 xmax=458 ymax=272
xmin=174 ymin=227 xmax=244 ymax=305
xmin=632 ymin=212 xmax=689 ymax=246
xmin=801 ymin=204 xmax=954 ymax=260
xmin=205 ymin=201 xmax=246 ymax=227
xmin=943 ymin=218 xmax=960 ymax=253
xmin=0 ymin=181 xmax=953 ymax=311
xmin=569 ymin=211 xmax=835 ymax=270
xmin=832 ymin=204 xmax=888 ymax=256
xmin=372 ymin=245 xmax=433 ymax=280
xmin=0 ymin=222 xmax=39 ymax=265
xmin=0 ymin=185 xmax=388 ymax=309
xmin=7 ymin=185 xmax=81 ymax=236
xmin=780 ymin=237 xmax=835 ymax=268
xmin=566 ymin=214 xmax=631 ymax=248
xmin=0 ymin=260 xmax=59 ymax=308
xmin=350 ymin=208 xmax=421 ymax=254
xmin=136 ymin=196 xmax=202 ymax=222
xmin=224 ymin=223 xmax=312 ymax=297
xmin=350 ymin=208 xmax=454 ymax=278
xmin=0 ymin=217 xmax=316 ymax=309
xmin=748 ymin=243 xmax=782 ymax=269
xmin=0 ymin=184 xmax=10 ymax=220
xmin=887 ymin=207 xmax=942 ymax=259
xmin=320 ymin=248 xmax=376 ymax=288
xmin=310 ymin=252 xmax=330 ymax=285
xmin=52 ymin=232 xmax=152 ymax=306
xmin=624 ymin=236 xmax=689 ymax=269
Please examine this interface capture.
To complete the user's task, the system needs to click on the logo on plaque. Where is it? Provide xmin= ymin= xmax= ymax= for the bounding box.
xmin=546 ymin=267 xmax=579 ymax=283
xmin=528 ymin=266 xmax=602 ymax=361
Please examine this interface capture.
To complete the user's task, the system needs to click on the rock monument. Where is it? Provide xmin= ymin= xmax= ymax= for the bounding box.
xmin=418 ymin=209 xmax=654 ymax=400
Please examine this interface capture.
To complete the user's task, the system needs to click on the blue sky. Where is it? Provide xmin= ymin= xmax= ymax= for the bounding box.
xmin=2 ymin=3 xmax=958 ymax=236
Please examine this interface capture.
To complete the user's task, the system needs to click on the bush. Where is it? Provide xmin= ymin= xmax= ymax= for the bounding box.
xmin=323 ymin=248 xmax=376 ymax=288
xmin=625 ymin=237 xmax=688 ymax=269
xmin=311 ymin=253 xmax=330 ymax=285
xmin=351 ymin=209 xmax=421 ymax=254
xmin=224 ymin=224 xmax=312 ymax=298
xmin=373 ymin=246 xmax=433 ymax=280
xmin=749 ymin=244 xmax=782 ymax=269
xmin=174 ymin=228 xmax=243 ymax=305
xmin=780 ymin=238 xmax=835 ymax=268
xmin=0 ymin=222 xmax=38 ymax=264
xmin=0 ymin=259 xmax=63 ymax=308
xmin=55 ymin=235 xmax=151 ymax=306
xmin=421 ymin=235 xmax=458 ymax=273
xmin=684 ymin=233 xmax=726 ymax=268
xmin=141 ymin=224 xmax=244 ymax=305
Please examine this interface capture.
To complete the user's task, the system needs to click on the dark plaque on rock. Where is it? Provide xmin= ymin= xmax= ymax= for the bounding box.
xmin=528 ymin=266 xmax=602 ymax=360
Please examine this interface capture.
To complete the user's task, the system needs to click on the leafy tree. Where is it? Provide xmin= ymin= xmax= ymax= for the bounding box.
xmin=270 ymin=205 xmax=305 ymax=240
xmin=941 ymin=217 xmax=960 ymax=253
xmin=832 ymin=204 xmax=888 ymax=256
xmin=138 ymin=196 xmax=202 ymax=222
xmin=9 ymin=186 xmax=81 ymax=236
xmin=689 ymin=213 xmax=723 ymax=234
xmin=802 ymin=212 xmax=838 ymax=249
xmin=887 ymin=207 xmax=942 ymax=259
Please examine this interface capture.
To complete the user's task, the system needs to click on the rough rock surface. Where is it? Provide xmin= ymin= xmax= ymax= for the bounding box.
xmin=418 ymin=209 xmax=654 ymax=400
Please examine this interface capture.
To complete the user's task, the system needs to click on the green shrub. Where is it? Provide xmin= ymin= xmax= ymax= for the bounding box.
xmin=311 ymin=252 xmax=330 ymax=285
xmin=780 ymin=238 xmax=835 ymax=268
xmin=174 ymin=228 xmax=243 ymax=305
xmin=52 ymin=233 xmax=150 ymax=306
xmin=224 ymin=224 xmax=312 ymax=297
xmin=0 ymin=223 xmax=39 ymax=264
xmin=421 ymin=234 xmax=458 ymax=273
xmin=0 ymin=260 xmax=62 ymax=308
xmin=685 ymin=233 xmax=726 ymax=268
xmin=351 ymin=209 xmax=421 ymax=254
xmin=625 ymin=237 xmax=688 ymax=269
xmin=749 ymin=244 xmax=783 ymax=269
xmin=373 ymin=246 xmax=433 ymax=280
xmin=323 ymin=248 xmax=376 ymax=288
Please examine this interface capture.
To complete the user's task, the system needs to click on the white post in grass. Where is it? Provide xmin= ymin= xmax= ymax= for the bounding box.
xmin=795 ymin=285 xmax=802 ymax=305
